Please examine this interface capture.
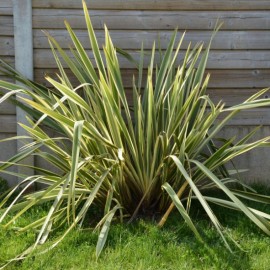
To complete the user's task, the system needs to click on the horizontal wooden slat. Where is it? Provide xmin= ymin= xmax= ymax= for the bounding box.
xmin=32 ymin=0 xmax=270 ymax=11
xmin=126 ymin=88 xmax=268 ymax=107
xmin=207 ymin=70 xmax=270 ymax=89
xmin=0 ymin=16 xmax=14 ymax=36
xmin=0 ymin=56 xmax=14 ymax=66
xmin=0 ymin=95 xmax=268 ymax=129
xmin=0 ymin=0 xmax=12 ymax=15
xmin=33 ymin=10 xmax=270 ymax=30
xmin=217 ymin=109 xmax=270 ymax=126
xmin=34 ymin=69 xmax=270 ymax=89
xmin=0 ymin=102 xmax=16 ymax=115
xmin=0 ymin=106 xmax=269 ymax=129
xmin=123 ymin=88 xmax=270 ymax=108
xmin=0 ymin=133 xmax=17 ymax=186
xmin=110 ymin=88 xmax=270 ymax=107
xmin=0 ymin=115 xmax=16 ymax=133
xmin=34 ymin=30 xmax=270 ymax=50
xmin=33 ymin=49 xmax=270 ymax=69
xmin=34 ymin=68 xmax=270 ymax=107
xmin=208 ymin=89 xmax=270 ymax=106
xmin=0 ymin=37 xmax=14 ymax=56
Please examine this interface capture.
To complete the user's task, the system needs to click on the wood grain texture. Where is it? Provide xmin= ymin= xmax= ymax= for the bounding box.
xmin=0 ymin=16 xmax=14 ymax=36
xmin=33 ymin=67 xmax=270 ymax=107
xmin=32 ymin=0 xmax=270 ymax=10
xmin=34 ymin=69 xmax=270 ymax=89
xmin=33 ymin=30 xmax=270 ymax=50
xmin=0 ymin=0 xmax=13 ymax=15
xmin=207 ymin=70 xmax=270 ymax=89
xmin=208 ymin=89 xmax=270 ymax=106
xmin=0 ymin=37 xmax=14 ymax=56
xmin=0 ymin=133 xmax=17 ymax=186
xmin=217 ymin=109 xmax=270 ymax=126
xmin=32 ymin=10 xmax=270 ymax=30
xmin=33 ymin=49 xmax=270 ymax=69
xmin=0 ymin=115 xmax=17 ymax=133
xmin=0 ymin=56 xmax=15 ymax=66
xmin=1 ymin=105 xmax=269 ymax=128
xmin=127 ymin=88 xmax=269 ymax=107
xmin=0 ymin=102 xmax=16 ymax=115
xmin=107 ymin=88 xmax=270 ymax=107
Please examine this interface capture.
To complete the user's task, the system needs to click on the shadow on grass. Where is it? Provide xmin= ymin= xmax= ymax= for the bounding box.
xmin=4 ymin=212 xmax=267 ymax=270
xmin=1 ymin=185 xmax=270 ymax=269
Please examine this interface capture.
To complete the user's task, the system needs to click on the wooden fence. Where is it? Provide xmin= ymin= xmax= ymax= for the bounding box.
xmin=0 ymin=0 xmax=16 ymax=184
xmin=1 ymin=0 xmax=270 ymax=184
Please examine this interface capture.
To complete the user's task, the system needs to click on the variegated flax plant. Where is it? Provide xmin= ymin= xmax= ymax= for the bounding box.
xmin=0 ymin=1 xmax=270 ymax=267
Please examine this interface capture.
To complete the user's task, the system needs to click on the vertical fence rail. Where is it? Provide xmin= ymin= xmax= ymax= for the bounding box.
xmin=13 ymin=0 xmax=34 ymax=182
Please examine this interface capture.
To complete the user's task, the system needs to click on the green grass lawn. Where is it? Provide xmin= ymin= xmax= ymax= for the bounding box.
xmin=1 ymin=186 xmax=270 ymax=270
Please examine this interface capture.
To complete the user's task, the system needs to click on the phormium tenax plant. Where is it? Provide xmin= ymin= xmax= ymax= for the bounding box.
xmin=0 ymin=1 xmax=270 ymax=268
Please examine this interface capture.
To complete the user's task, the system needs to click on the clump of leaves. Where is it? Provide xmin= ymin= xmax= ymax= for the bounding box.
xmin=0 ymin=0 xmax=270 ymax=267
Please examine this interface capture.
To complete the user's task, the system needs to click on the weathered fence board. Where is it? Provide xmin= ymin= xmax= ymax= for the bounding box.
xmin=0 ymin=0 xmax=12 ymax=15
xmin=3 ymin=109 xmax=270 ymax=132
xmin=0 ymin=103 xmax=15 ymax=115
xmin=33 ymin=30 xmax=270 ymax=50
xmin=218 ymin=110 xmax=270 ymax=126
xmin=0 ymin=1 xmax=26 ymax=178
xmin=33 ymin=49 xmax=270 ymax=69
xmin=0 ymin=37 xmax=14 ymax=56
xmin=32 ymin=10 xmax=270 ymax=30
xmin=34 ymin=69 xmax=270 ymax=90
xmin=0 ymin=56 xmax=14 ymax=66
xmin=0 ymin=16 xmax=14 ymax=36
xmin=0 ymin=133 xmax=17 ymax=186
xmin=32 ymin=0 xmax=270 ymax=10
xmin=0 ymin=115 xmax=16 ymax=133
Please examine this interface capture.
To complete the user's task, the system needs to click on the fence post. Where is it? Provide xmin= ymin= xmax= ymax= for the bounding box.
xmin=13 ymin=0 xmax=34 ymax=182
